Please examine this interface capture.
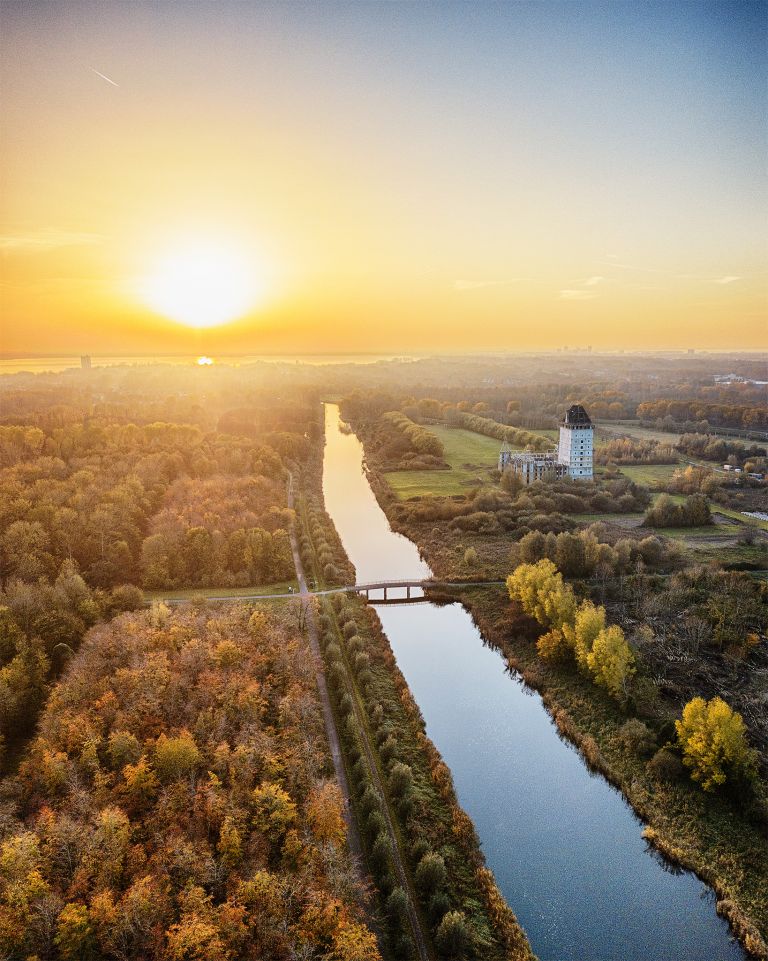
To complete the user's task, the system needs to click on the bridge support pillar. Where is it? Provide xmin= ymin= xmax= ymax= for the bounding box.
xmin=406 ymin=585 xmax=411 ymax=599
xmin=383 ymin=586 xmax=387 ymax=601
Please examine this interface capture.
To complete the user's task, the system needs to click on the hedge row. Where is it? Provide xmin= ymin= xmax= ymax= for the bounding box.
xmin=447 ymin=410 xmax=551 ymax=452
xmin=381 ymin=411 xmax=446 ymax=460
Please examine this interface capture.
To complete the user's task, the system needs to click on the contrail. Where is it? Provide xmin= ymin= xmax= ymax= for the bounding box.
xmin=90 ymin=67 xmax=119 ymax=87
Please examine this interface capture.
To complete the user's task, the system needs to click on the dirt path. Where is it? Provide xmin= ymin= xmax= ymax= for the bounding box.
xmin=286 ymin=475 xmax=363 ymax=864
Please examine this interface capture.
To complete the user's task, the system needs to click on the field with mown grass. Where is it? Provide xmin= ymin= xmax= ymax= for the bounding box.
xmin=611 ymin=462 xmax=682 ymax=487
xmin=386 ymin=425 xmax=503 ymax=499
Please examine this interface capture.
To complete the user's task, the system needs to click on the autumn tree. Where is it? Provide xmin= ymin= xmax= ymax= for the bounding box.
xmin=586 ymin=624 xmax=635 ymax=700
xmin=252 ymin=781 xmax=298 ymax=841
xmin=675 ymin=697 xmax=757 ymax=792
xmin=506 ymin=559 xmax=576 ymax=629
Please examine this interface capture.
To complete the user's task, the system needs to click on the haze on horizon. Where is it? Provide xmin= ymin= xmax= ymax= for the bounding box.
xmin=1 ymin=0 xmax=766 ymax=355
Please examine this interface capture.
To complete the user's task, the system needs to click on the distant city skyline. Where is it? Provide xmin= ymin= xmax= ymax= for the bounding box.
xmin=1 ymin=0 xmax=766 ymax=353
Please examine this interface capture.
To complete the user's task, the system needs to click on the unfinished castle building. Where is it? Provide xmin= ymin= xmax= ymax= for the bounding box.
xmin=499 ymin=404 xmax=594 ymax=484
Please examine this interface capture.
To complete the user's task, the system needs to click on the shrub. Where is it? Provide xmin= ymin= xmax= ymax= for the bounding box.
xmin=536 ymin=628 xmax=570 ymax=662
xmin=647 ymin=747 xmax=686 ymax=783
xmin=616 ymin=719 xmax=655 ymax=757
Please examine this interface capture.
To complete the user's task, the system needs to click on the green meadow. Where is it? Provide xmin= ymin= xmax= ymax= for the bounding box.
xmin=386 ymin=425 xmax=502 ymax=498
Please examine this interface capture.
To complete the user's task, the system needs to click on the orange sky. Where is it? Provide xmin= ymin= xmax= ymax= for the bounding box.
xmin=1 ymin=2 xmax=766 ymax=355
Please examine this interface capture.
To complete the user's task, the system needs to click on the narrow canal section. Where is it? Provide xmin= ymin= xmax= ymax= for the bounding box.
xmin=322 ymin=403 xmax=744 ymax=961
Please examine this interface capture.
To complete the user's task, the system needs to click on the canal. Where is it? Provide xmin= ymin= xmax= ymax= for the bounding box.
xmin=322 ymin=403 xmax=743 ymax=961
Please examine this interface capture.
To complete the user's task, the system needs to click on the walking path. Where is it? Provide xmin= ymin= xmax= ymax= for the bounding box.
xmin=286 ymin=478 xmax=363 ymax=863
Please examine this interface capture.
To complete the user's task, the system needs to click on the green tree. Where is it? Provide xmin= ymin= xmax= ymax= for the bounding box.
xmin=415 ymin=851 xmax=446 ymax=894
xmin=435 ymin=910 xmax=473 ymax=958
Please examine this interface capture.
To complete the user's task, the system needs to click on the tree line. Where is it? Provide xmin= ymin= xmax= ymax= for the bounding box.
xmin=637 ymin=400 xmax=767 ymax=430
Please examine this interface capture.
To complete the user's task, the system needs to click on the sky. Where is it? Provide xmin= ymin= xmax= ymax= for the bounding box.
xmin=1 ymin=0 xmax=766 ymax=355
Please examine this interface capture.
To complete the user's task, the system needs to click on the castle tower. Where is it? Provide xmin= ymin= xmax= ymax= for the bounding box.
xmin=558 ymin=404 xmax=594 ymax=479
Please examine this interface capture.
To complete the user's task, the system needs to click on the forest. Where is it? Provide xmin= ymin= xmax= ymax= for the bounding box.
xmin=0 ymin=604 xmax=377 ymax=960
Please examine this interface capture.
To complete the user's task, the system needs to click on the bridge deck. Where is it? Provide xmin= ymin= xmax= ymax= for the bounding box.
xmin=158 ymin=580 xmax=505 ymax=606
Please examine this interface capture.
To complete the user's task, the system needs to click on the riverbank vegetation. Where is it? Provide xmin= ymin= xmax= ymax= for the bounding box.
xmin=317 ymin=590 xmax=533 ymax=960
xmin=0 ymin=603 xmax=378 ymax=960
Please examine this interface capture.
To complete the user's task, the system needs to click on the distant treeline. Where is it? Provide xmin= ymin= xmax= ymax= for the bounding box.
xmin=676 ymin=433 xmax=767 ymax=468
xmin=638 ymin=400 xmax=767 ymax=430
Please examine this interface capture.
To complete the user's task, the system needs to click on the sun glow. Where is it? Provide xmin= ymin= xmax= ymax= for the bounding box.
xmin=138 ymin=238 xmax=260 ymax=328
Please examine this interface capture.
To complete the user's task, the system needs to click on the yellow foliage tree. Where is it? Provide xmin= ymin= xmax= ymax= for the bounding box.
xmin=563 ymin=600 xmax=607 ymax=671
xmin=154 ymin=732 xmax=200 ymax=782
xmin=506 ymin=559 xmax=575 ymax=629
xmin=331 ymin=918 xmax=382 ymax=961
xmin=675 ymin=696 xmax=756 ymax=792
xmin=252 ymin=781 xmax=297 ymax=841
xmin=217 ymin=816 xmax=243 ymax=869
xmin=586 ymin=624 xmax=635 ymax=700
xmin=55 ymin=903 xmax=95 ymax=960
xmin=306 ymin=781 xmax=347 ymax=848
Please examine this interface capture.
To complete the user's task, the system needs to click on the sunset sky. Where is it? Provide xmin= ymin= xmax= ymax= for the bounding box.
xmin=1 ymin=0 xmax=766 ymax=355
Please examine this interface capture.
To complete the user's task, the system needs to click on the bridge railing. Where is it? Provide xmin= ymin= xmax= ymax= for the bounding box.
xmin=347 ymin=579 xmax=428 ymax=590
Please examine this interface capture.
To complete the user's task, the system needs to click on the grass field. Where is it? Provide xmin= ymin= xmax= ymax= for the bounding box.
xmin=570 ymin=512 xmax=645 ymax=527
xmin=386 ymin=425 xmax=502 ymax=498
xmin=657 ymin=522 xmax=743 ymax=540
xmin=145 ymin=579 xmax=299 ymax=602
xmin=611 ymin=463 xmax=681 ymax=487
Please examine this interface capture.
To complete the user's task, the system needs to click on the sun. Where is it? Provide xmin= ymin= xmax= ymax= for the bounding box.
xmin=138 ymin=238 xmax=260 ymax=328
